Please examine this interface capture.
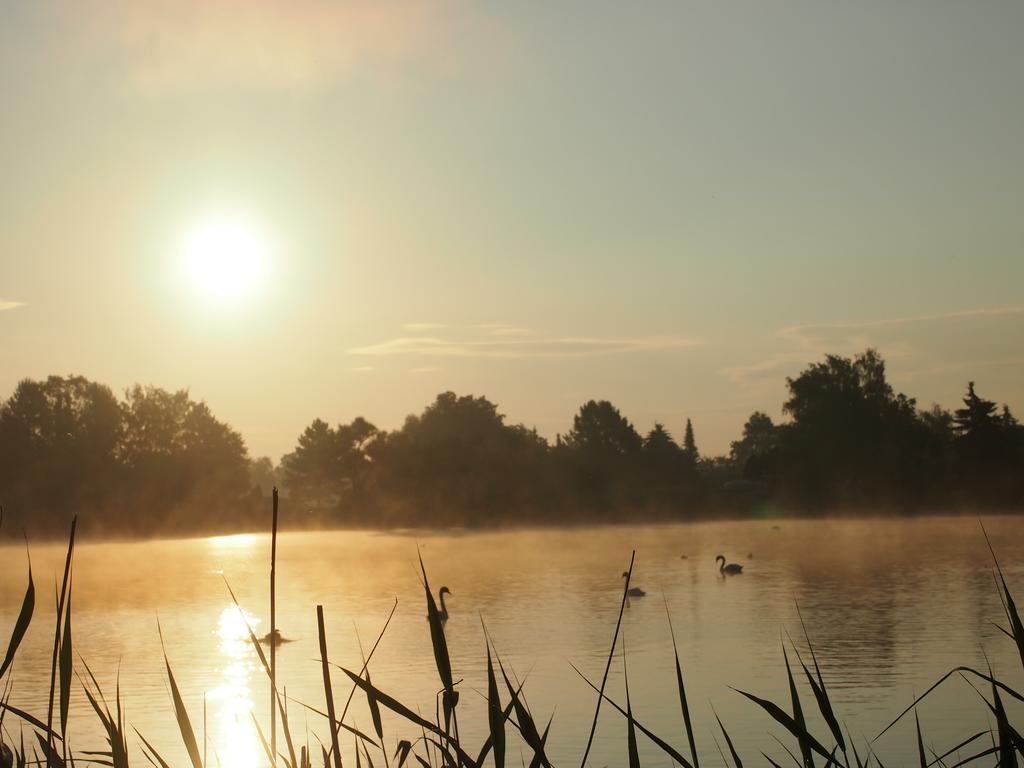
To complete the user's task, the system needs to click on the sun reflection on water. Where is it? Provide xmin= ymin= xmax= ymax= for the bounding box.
xmin=210 ymin=604 xmax=261 ymax=767
xmin=207 ymin=533 xmax=260 ymax=550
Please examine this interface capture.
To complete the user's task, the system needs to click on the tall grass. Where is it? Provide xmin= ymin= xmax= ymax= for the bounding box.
xmin=1 ymin=506 xmax=1023 ymax=767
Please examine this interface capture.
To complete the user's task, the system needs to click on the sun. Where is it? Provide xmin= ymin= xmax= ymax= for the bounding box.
xmin=183 ymin=217 xmax=268 ymax=304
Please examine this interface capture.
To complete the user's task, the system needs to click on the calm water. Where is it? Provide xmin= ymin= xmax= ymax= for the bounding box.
xmin=1 ymin=516 xmax=1023 ymax=767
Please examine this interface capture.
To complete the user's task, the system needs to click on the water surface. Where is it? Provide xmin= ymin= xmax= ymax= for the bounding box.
xmin=1 ymin=515 xmax=1022 ymax=766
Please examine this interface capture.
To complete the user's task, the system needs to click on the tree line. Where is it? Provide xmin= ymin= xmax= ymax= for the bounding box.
xmin=1 ymin=349 xmax=1021 ymax=537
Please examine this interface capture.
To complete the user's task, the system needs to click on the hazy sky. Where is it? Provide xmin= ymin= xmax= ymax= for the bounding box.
xmin=2 ymin=1 xmax=1022 ymax=460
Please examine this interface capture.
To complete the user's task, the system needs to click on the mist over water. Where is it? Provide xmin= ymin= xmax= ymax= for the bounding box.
xmin=1 ymin=515 xmax=1022 ymax=766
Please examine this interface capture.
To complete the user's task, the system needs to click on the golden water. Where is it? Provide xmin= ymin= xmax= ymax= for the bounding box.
xmin=1 ymin=515 xmax=1022 ymax=766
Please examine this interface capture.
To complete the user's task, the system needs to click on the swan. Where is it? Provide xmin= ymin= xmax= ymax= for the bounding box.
xmin=716 ymin=555 xmax=743 ymax=575
xmin=621 ymin=571 xmax=646 ymax=597
xmin=437 ymin=586 xmax=452 ymax=621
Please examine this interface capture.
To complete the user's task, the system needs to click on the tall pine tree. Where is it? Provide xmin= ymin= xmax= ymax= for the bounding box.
xmin=682 ymin=418 xmax=698 ymax=459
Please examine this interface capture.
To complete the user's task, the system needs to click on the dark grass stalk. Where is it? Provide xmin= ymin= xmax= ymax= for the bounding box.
xmin=46 ymin=516 xmax=75 ymax=767
xmin=157 ymin=619 xmax=204 ymax=768
xmin=271 ymin=487 xmax=279 ymax=766
xmin=58 ymin=571 xmax=72 ymax=764
xmin=317 ymin=606 xmax=343 ymax=768
xmin=0 ymin=538 xmax=34 ymax=681
xmin=353 ymin=623 xmax=388 ymax=768
xmin=622 ymin=635 xmax=639 ymax=768
xmin=714 ymin=709 xmax=743 ymax=768
xmin=570 ymin=661 xmax=694 ymax=768
xmin=793 ymin=604 xmax=846 ymax=756
xmin=578 ymin=549 xmax=635 ymax=768
xmin=664 ymin=596 xmax=699 ymax=768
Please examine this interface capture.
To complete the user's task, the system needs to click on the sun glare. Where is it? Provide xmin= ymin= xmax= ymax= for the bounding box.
xmin=183 ymin=217 xmax=267 ymax=304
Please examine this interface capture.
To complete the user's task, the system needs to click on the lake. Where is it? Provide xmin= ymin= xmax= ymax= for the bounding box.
xmin=1 ymin=515 xmax=1022 ymax=767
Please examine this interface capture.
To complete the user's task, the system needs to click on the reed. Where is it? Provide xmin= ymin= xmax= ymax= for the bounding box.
xmin=1 ymin=506 xmax=1022 ymax=768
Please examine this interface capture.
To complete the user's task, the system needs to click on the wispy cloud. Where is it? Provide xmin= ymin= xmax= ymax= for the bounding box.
xmin=476 ymin=324 xmax=533 ymax=336
xmin=350 ymin=329 xmax=700 ymax=359
xmin=403 ymin=322 xmax=448 ymax=331
xmin=350 ymin=366 xmax=375 ymax=373
xmin=0 ymin=301 xmax=24 ymax=312
xmin=776 ymin=306 xmax=1024 ymax=352
xmin=411 ymin=366 xmax=440 ymax=373
xmin=51 ymin=0 xmax=492 ymax=92
xmin=722 ymin=305 xmax=1024 ymax=386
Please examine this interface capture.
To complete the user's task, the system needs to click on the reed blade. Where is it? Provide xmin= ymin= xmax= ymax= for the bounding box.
xmin=417 ymin=550 xmax=456 ymax=733
xmin=783 ymin=645 xmax=814 ymax=768
xmin=914 ymin=711 xmax=926 ymax=768
xmin=715 ymin=711 xmax=743 ymax=768
xmin=665 ymin=598 xmax=699 ymax=767
xmin=486 ymin=645 xmax=505 ymax=768
xmin=731 ymin=686 xmax=834 ymax=763
xmin=579 ymin=550 xmax=635 ymax=768
xmin=58 ymin=584 xmax=72 ymax=743
xmin=158 ymin=622 xmax=204 ymax=768
xmin=0 ymin=555 xmax=34 ymax=680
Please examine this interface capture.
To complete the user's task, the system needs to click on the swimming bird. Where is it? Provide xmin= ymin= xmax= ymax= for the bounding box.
xmin=259 ymin=629 xmax=291 ymax=646
xmin=716 ymin=555 xmax=743 ymax=575
xmin=437 ymin=586 xmax=452 ymax=621
xmin=621 ymin=571 xmax=646 ymax=597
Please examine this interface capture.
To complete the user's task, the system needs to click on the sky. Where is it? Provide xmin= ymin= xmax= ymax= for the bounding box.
xmin=1 ymin=1 xmax=1022 ymax=461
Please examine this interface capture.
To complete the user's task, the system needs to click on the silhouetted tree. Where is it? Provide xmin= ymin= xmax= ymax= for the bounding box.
xmin=281 ymin=418 xmax=335 ymax=512
xmin=682 ymin=418 xmax=697 ymax=459
xmin=779 ymin=349 xmax=928 ymax=506
xmin=118 ymin=385 xmax=251 ymax=532
xmin=565 ymin=400 xmax=642 ymax=455
xmin=644 ymin=423 xmax=677 ymax=461
xmin=730 ymin=412 xmax=778 ymax=480
xmin=561 ymin=401 xmax=643 ymax=509
xmin=952 ymin=382 xmax=1021 ymax=501
xmin=371 ymin=393 xmax=549 ymax=525
xmin=0 ymin=375 xmax=121 ymax=530
xmin=3 ymin=361 xmax=1023 ymax=538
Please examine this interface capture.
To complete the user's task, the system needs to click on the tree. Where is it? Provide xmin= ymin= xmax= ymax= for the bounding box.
xmin=565 ymin=401 xmax=642 ymax=455
xmin=0 ymin=375 xmax=122 ymax=531
xmin=281 ymin=419 xmax=344 ymax=514
xmin=953 ymin=382 xmax=1000 ymax=437
xmin=682 ymin=418 xmax=698 ymax=459
xmin=118 ymin=385 xmax=252 ymax=532
xmin=561 ymin=401 xmax=643 ymax=510
xmin=371 ymin=392 xmax=549 ymax=524
xmin=779 ymin=349 xmax=926 ymax=505
xmin=730 ymin=412 xmax=778 ymax=479
xmin=952 ymin=382 xmax=1021 ymax=498
xmin=644 ymin=423 xmax=677 ymax=459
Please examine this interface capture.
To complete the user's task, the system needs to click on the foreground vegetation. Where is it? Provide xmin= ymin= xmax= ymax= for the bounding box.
xmin=1 ymin=348 xmax=1022 ymax=538
xmin=1 ymin=504 xmax=1023 ymax=767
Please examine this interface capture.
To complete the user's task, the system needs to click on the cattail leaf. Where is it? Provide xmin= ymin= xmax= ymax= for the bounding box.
xmin=715 ymin=712 xmax=743 ymax=768
xmin=158 ymin=622 xmax=204 ymax=768
xmin=486 ymin=645 xmax=505 ymax=768
xmin=59 ymin=585 xmax=73 ymax=740
xmin=782 ymin=645 xmax=814 ymax=768
xmin=418 ymin=553 xmax=455 ymax=706
xmin=665 ymin=601 xmax=699 ymax=768
xmin=0 ymin=562 xmax=34 ymax=680
xmin=731 ymin=687 xmax=833 ymax=763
